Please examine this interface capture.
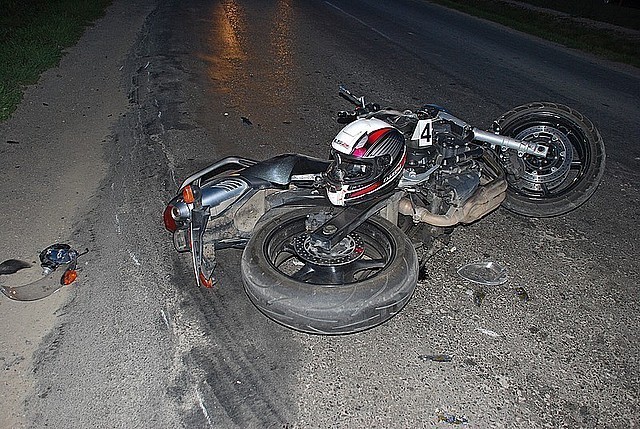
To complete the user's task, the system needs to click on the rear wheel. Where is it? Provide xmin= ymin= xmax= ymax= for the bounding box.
xmin=241 ymin=207 xmax=418 ymax=335
xmin=494 ymin=102 xmax=605 ymax=217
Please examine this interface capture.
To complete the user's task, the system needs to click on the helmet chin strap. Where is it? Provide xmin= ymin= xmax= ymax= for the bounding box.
xmin=327 ymin=184 xmax=349 ymax=206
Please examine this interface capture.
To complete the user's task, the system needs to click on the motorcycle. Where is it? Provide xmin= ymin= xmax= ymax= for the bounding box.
xmin=163 ymin=87 xmax=606 ymax=335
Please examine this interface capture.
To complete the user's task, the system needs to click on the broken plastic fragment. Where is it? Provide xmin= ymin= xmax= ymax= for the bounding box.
xmin=475 ymin=327 xmax=501 ymax=338
xmin=419 ymin=354 xmax=453 ymax=362
xmin=457 ymin=261 xmax=507 ymax=286
xmin=436 ymin=409 xmax=469 ymax=425
xmin=0 ymin=259 xmax=31 ymax=275
xmin=40 ymin=243 xmax=78 ymax=274
xmin=0 ymin=244 xmax=82 ymax=301
xmin=514 ymin=286 xmax=530 ymax=302
xmin=1 ymin=261 xmax=76 ymax=301
xmin=473 ymin=287 xmax=486 ymax=306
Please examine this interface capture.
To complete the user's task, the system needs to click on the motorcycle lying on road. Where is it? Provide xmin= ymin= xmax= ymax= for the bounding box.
xmin=164 ymin=87 xmax=605 ymax=334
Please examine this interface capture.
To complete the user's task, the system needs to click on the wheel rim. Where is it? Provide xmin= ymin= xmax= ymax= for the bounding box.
xmin=262 ymin=212 xmax=396 ymax=285
xmin=504 ymin=115 xmax=591 ymax=200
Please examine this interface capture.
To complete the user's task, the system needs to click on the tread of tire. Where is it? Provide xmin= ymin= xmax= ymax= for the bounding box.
xmin=241 ymin=209 xmax=418 ymax=335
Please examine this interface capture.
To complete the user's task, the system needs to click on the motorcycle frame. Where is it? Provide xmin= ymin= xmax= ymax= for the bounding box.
xmin=168 ymin=90 xmax=553 ymax=287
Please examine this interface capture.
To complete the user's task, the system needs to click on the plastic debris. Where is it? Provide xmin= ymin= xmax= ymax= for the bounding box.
xmin=0 ymin=259 xmax=31 ymax=275
xmin=514 ymin=286 xmax=531 ymax=302
xmin=40 ymin=244 xmax=78 ymax=274
xmin=419 ymin=354 xmax=453 ymax=362
xmin=241 ymin=116 xmax=253 ymax=126
xmin=473 ymin=287 xmax=486 ymax=306
xmin=475 ymin=327 xmax=501 ymax=338
xmin=0 ymin=244 xmax=84 ymax=301
xmin=457 ymin=261 xmax=507 ymax=286
xmin=436 ymin=409 xmax=468 ymax=425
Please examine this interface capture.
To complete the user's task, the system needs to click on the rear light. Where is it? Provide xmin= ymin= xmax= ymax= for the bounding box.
xmin=163 ymin=204 xmax=178 ymax=232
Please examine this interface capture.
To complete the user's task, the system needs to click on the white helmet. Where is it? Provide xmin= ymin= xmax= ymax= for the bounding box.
xmin=326 ymin=118 xmax=406 ymax=206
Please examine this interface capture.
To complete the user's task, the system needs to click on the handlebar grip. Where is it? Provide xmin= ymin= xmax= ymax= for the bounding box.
xmin=339 ymin=85 xmax=363 ymax=107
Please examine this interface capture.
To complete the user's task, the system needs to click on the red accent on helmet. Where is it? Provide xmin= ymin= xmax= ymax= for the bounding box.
xmin=349 ymin=181 xmax=382 ymax=199
xmin=368 ymin=128 xmax=392 ymax=145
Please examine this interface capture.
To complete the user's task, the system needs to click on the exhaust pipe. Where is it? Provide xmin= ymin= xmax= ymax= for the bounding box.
xmin=399 ymin=179 xmax=508 ymax=227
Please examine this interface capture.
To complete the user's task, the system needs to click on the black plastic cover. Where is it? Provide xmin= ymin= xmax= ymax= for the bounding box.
xmin=241 ymin=154 xmax=330 ymax=186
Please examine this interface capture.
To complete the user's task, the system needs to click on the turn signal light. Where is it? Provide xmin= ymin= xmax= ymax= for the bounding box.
xmin=62 ymin=269 xmax=78 ymax=285
xmin=182 ymin=185 xmax=195 ymax=204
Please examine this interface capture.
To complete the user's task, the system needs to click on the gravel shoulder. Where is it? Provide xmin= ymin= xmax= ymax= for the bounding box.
xmin=0 ymin=1 xmax=157 ymax=427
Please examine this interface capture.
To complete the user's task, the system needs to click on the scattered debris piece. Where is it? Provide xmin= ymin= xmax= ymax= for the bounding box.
xmin=0 ymin=259 xmax=31 ymax=275
xmin=6 ymin=140 xmax=19 ymax=145
xmin=436 ymin=409 xmax=469 ymax=425
xmin=0 ymin=244 xmax=85 ymax=301
xmin=463 ymin=357 xmax=477 ymax=366
xmin=473 ymin=287 xmax=486 ymax=307
xmin=419 ymin=354 xmax=453 ymax=362
xmin=457 ymin=261 xmax=507 ymax=286
xmin=496 ymin=375 xmax=510 ymax=389
xmin=514 ymin=286 xmax=531 ymax=302
xmin=475 ymin=327 xmax=501 ymax=338
xmin=40 ymin=243 xmax=77 ymax=274
xmin=241 ymin=116 xmax=253 ymax=126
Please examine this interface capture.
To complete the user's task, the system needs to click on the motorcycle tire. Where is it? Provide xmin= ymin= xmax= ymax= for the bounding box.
xmin=241 ymin=207 xmax=419 ymax=335
xmin=494 ymin=102 xmax=605 ymax=217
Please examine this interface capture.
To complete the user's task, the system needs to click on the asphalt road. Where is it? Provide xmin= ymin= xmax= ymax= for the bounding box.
xmin=1 ymin=0 xmax=638 ymax=428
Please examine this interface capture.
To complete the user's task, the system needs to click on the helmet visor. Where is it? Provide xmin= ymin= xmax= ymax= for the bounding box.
xmin=326 ymin=151 xmax=379 ymax=186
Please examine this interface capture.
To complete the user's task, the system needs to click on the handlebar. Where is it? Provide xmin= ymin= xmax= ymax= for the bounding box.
xmin=337 ymin=86 xmax=381 ymax=123
xmin=339 ymin=85 xmax=365 ymax=108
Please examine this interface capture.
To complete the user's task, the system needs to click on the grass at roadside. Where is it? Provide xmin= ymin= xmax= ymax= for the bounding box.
xmin=517 ymin=0 xmax=640 ymax=31
xmin=0 ymin=0 xmax=112 ymax=121
xmin=429 ymin=0 xmax=640 ymax=68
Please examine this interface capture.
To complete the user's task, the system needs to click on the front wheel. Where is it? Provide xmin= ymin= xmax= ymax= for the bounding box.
xmin=241 ymin=207 xmax=419 ymax=335
xmin=494 ymin=102 xmax=606 ymax=217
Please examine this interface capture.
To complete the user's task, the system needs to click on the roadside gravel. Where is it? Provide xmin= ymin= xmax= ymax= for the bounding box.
xmin=0 ymin=1 xmax=157 ymax=427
